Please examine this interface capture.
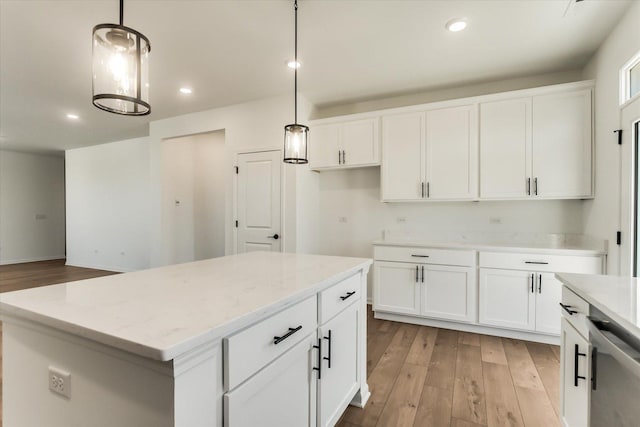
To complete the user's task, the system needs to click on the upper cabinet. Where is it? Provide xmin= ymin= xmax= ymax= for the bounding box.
xmin=381 ymin=105 xmax=478 ymax=201
xmin=480 ymin=88 xmax=593 ymax=199
xmin=309 ymin=118 xmax=380 ymax=170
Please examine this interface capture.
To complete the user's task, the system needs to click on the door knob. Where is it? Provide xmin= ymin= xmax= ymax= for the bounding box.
xmin=268 ymin=234 xmax=279 ymax=240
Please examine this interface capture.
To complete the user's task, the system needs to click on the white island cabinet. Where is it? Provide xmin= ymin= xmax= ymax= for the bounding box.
xmin=0 ymin=252 xmax=372 ymax=427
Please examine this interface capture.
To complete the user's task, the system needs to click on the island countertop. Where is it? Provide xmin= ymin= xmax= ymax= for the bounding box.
xmin=556 ymin=273 xmax=640 ymax=340
xmin=0 ymin=252 xmax=372 ymax=362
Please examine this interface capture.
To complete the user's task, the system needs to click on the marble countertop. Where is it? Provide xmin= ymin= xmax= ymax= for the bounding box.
xmin=373 ymin=231 xmax=606 ymax=256
xmin=556 ymin=273 xmax=640 ymax=339
xmin=0 ymin=252 xmax=372 ymax=362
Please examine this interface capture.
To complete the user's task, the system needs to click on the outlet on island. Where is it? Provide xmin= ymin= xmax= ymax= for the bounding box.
xmin=48 ymin=366 xmax=71 ymax=398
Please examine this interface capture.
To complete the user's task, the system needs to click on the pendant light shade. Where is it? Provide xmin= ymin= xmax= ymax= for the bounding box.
xmin=92 ymin=0 xmax=151 ymax=116
xmin=283 ymin=0 xmax=308 ymax=164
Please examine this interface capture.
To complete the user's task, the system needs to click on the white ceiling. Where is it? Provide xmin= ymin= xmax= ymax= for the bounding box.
xmin=0 ymin=0 xmax=633 ymax=154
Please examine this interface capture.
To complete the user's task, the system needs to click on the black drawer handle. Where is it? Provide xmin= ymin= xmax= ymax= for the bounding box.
xmin=411 ymin=254 xmax=429 ymax=258
xmin=574 ymin=344 xmax=586 ymax=386
xmin=340 ymin=291 xmax=356 ymax=301
xmin=273 ymin=325 xmax=302 ymax=345
xmin=313 ymin=337 xmax=322 ymax=379
xmin=323 ymin=330 xmax=332 ymax=369
xmin=560 ymin=303 xmax=578 ymax=315
xmin=524 ymin=261 xmax=549 ymax=265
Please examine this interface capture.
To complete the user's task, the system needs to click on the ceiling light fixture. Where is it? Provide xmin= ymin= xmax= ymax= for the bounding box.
xmin=66 ymin=114 xmax=80 ymax=120
xmin=283 ymin=0 xmax=308 ymax=165
xmin=92 ymin=0 xmax=151 ymax=116
xmin=446 ymin=19 xmax=467 ymax=32
xmin=179 ymin=87 xmax=193 ymax=94
xmin=287 ymin=60 xmax=301 ymax=69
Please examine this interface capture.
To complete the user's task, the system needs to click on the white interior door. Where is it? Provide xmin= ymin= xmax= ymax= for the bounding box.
xmin=237 ymin=150 xmax=281 ymax=253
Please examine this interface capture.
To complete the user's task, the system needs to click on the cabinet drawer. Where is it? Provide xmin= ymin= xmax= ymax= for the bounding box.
xmin=374 ymin=245 xmax=476 ymax=267
xmin=319 ymin=273 xmax=361 ymax=324
xmin=479 ymin=251 xmax=602 ymax=274
xmin=561 ymin=286 xmax=589 ymax=337
xmin=224 ymin=295 xmax=317 ymax=390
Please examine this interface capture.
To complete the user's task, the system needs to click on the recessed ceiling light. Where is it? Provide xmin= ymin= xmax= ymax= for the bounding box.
xmin=66 ymin=113 xmax=79 ymax=120
xmin=287 ymin=60 xmax=301 ymax=69
xmin=179 ymin=87 xmax=193 ymax=94
xmin=446 ymin=19 xmax=467 ymax=32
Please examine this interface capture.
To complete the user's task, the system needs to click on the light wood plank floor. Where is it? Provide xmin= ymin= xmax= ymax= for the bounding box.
xmin=0 ymin=259 xmax=118 ymax=426
xmin=338 ymin=310 xmax=561 ymax=427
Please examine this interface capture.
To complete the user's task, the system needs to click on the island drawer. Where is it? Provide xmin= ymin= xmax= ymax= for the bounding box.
xmin=224 ymin=295 xmax=317 ymax=390
xmin=374 ymin=245 xmax=476 ymax=267
xmin=561 ymin=286 xmax=589 ymax=337
xmin=479 ymin=252 xmax=603 ymax=274
xmin=319 ymin=272 xmax=361 ymax=323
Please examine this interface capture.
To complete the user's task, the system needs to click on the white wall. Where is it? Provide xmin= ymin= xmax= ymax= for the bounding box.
xmin=0 ymin=150 xmax=66 ymax=264
xmin=161 ymin=131 xmax=226 ymax=264
xmin=581 ymin=0 xmax=640 ymax=274
xmin=66 ymin=138 xmax=151 ymax=272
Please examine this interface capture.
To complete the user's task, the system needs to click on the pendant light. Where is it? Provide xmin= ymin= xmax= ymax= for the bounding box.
xmin=92 ymin=0 xmax=151 ymax=115
xmin=283 ymin=0 xmax=309 ymax=164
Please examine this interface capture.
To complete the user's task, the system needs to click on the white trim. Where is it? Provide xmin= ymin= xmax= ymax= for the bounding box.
xmin=0 ymin=255 xmax=66 ymax=266
xmin=64 ymin=261 xmax=131 ymax=273
xmin=620 ymin=49 xmax=640 ymax=106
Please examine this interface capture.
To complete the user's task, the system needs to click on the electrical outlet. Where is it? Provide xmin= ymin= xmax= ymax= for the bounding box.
xmin=48 ymin=366 xmax=71 ymax=398
xmin=35 ymin=214 xmax=47 ymax=220
xmin=396 ymin=217 xmax=407 ymax=223
xmin=489 ymin=217 xmax=502 ymax=224
xmin=338 ymin=216 xmax=348 ymax=223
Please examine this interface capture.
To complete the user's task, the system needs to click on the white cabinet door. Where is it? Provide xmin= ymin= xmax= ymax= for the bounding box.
xmin=421 ymin=265 xmax=476 ymax=323
xmin=310 ymin=123 xmax=341 ymax=169
xmin=532 ymin=89 xmax=592 ymax=198
xmin=425 ymin=105 xmax=478 ymax=200
xmin=535 ymin=273 xmax=562 ymax=335
xmin=381 ymin=112 xmax=424 ymax=201
xmin=560 ymin=318 xmax=590 ymax=427
xmin=318 ymin=303 xmax=359 ymax=427
xmin=479 ymin=268 xmax=535 ymax=331
xmin=224 ymin=334 xmax=317 ymax=427
xmin=480 ymin=98 xmax=531 ymax=198
xmin=342 ymin=119 xmax=379 ymax=167
xmin=373 ymin=261 xmax=420 ymax=315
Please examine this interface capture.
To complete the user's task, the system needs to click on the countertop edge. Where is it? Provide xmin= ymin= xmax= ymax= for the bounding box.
xmin=373 ymin=240 xmax=606 ymax=256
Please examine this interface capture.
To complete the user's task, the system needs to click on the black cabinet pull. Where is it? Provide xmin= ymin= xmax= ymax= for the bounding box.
xmin=421 ymin=265 xmax=424 ymax=283
xmin=538 ymin=274 xmax=542 ymax=294
xmin=591 ymin=347 xmax=598 ymax=390
xmin=415 ymin=265 xmax=419 ymax=283
xmin=527 ymin=177 xmax=531 ymax=195
xmin=534 ymin=177 xmax=538 ymax=195
xmin=342 ymin=150 xmax=346 ymax=164
xmin=340 ymin=291 xmax=356 ymax=301
xmin=524 ymin=261 xmax=549 ymax=265
xmin=559 ymin=303 xmax=578 ymax=315
xmin=411 ymin=254 xmax=429 ymax=258
xmin=338 ymin=150 xmax=342 ymax=165
xmin=427 ymin=182 xmax=430 ymax=198
xmin=574 ymin=344 xmax=586 ymax=386
xmin=323 ymin=330 xmax=332 ymax=369
xmin=421 ymin=182 xmax=425 ymax=198
xmin=273 ymin=325 xmax=302 ymax=345
xmin=530 ymin=273 xmax=534 ymax=293
xmin=313 ymin=338 xmax=322 ymax=379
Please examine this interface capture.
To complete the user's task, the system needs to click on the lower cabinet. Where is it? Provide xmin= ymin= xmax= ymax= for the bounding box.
xmin=374 ymin=260 xmax=476 ymax=323
xmin=560 ymin=317 xmax=591 ymax=427
xmin=224 ymin=334 xmax=318 ymax=427
xmin=479 ymin=269 xmax=562 ymax=334
xmin=318 ymin=302 xmax=360 ymax=427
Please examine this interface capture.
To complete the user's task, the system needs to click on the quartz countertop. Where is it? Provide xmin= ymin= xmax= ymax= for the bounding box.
xmin=556 ymin=273 xmax=640 ymax=339
xmin=374 ymin=231 xmax=606 ymax=256
xmin=0 ymin=252 xmax=372 ymax=362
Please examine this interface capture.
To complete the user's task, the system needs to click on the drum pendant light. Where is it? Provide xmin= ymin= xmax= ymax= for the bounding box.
xmin=92 ymin=0 xmax=151 ymax=115
xmin=283 ymin=0 xmax=308 ymax=164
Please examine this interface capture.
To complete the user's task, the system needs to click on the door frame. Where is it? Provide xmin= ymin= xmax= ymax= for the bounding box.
xmin=619 ymin=97 xmax=640 ymax=275
xmin=233 ymin=148 xmax=286 ymax=254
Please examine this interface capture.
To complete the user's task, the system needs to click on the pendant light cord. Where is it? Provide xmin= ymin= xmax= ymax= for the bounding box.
xmin=294 ymin=0 xmax=298 ymax=124
xmin=119 ymin=0 xmax=124 ymax=26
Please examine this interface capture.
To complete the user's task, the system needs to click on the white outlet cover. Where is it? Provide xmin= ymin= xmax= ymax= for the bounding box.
xmin=48 ymin=366 xmax=71 ymax=398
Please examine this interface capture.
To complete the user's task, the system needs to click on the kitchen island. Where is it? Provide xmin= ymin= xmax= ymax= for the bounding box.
xmin=0 ymin=252 xmax=372 ymax=427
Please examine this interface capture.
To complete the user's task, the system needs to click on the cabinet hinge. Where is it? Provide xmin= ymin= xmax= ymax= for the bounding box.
xmin=235 ymin=220 xmax=238 ymax=228
xmin=614 ymin=129 xmax=623 ymax=145
xmin=617 ymin=231 xmax=622 ymax=245
xmin=235 ymin=166 xmax=239 ymax=174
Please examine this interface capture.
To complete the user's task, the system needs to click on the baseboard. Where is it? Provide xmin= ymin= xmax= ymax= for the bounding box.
xmin=64 ymin=261 xmax=133 ymax=273
xmin=374 ymin=311 xmax=560 ymax=345
xmin=0 ymin=255 xmax=66 ymax=266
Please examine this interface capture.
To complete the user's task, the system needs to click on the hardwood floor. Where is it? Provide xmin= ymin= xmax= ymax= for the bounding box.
xmin=338 ymin=309 xmax=561 ymax=427
xmin=0 ymin=260 xmax=560 ymax=427
xmin=0 ymin=259 xmax=118 ymax=426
